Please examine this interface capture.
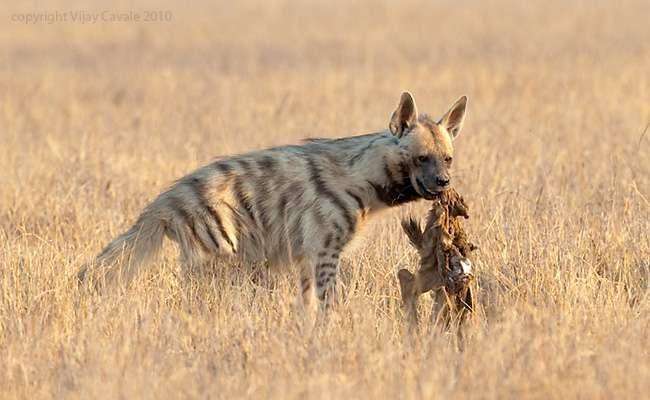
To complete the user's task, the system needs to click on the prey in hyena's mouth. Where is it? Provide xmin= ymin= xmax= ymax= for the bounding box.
xmin=398 ymin=188 xmax=477 ymax=330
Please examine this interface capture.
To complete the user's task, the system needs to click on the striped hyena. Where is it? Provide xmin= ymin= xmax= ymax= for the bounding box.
xmin=80 ymin=92 xmax=468 ymax=308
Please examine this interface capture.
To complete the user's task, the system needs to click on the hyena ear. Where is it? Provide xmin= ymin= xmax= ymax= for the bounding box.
xmin=389 ymin=92 xmax=418 ymax=137
xmin=439 ymin=96 xmax=468 ymax=139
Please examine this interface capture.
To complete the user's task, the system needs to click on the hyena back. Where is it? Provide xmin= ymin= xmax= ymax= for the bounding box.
xmin=81 ymin=92 xmax=468 ymax=307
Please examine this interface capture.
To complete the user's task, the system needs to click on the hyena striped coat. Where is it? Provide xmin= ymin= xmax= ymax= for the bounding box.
xmin=81 ymin=92 xmax=468 ymax=307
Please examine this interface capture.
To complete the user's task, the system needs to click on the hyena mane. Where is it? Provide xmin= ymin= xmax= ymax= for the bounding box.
xmin=81 ymin=92 xmax=468 ymax=308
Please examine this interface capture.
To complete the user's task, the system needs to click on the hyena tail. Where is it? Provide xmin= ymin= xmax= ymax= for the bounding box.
xmin=78 ymin=207 xmax=166 ymax=287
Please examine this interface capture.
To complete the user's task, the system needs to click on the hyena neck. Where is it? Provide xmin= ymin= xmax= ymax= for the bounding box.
xmin=347 ymin=132 xmax=422 ymax=210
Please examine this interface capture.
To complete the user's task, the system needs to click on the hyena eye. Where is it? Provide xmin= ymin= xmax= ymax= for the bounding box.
xmin=445 ymin=156 xmax=453 ymax=164
xmin=417 ymin=155 xmax=430 ymax=164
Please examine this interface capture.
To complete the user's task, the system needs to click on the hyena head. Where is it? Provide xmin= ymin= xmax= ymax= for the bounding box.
xmin=389 ymin=92 xmax=468 ymax=199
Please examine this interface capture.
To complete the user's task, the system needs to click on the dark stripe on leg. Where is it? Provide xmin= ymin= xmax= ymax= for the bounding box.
xmin=301 ymin=277 xmax=311 ymax=294
xmin=323 ymin=233 xmax=333 ymax=249
xmin=317 ymin=262 xmax=337 ymax=271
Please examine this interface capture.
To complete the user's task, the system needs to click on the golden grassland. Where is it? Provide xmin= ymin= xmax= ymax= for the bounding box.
xmin=1 ymin=1 xmax=648 ymax=398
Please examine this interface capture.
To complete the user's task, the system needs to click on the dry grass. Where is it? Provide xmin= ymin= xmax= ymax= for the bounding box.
xmin=1 ymin=0 xmax=649 ymax=398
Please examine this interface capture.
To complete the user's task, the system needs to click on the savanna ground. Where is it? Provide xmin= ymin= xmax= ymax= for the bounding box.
xmin=1 ymin=0 xmax=649 ymax=398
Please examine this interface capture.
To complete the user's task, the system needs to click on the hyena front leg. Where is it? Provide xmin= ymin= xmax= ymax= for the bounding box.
xmin=313 ymin=237 xmax=343 ymax=309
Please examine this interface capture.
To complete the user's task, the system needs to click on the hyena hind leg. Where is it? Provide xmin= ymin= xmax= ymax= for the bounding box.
xmin=297 ymin=262 xmax=315 ymax=309
xmin=165 ymin=221 xmax=231 ymax=280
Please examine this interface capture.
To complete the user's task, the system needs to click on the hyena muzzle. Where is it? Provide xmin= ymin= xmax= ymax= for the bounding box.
xmin=80 ymin=92 xmax=468 ymax=308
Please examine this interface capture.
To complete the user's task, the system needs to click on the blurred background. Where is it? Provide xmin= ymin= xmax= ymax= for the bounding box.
xmin=1 ymin=0 xmax=648 ymax=202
